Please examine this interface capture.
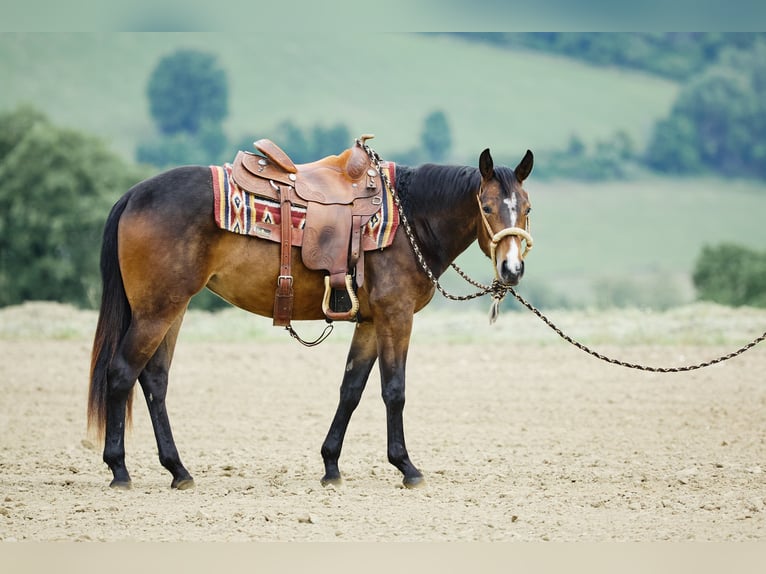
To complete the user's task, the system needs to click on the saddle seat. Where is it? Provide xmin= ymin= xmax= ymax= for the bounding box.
xmin=230 ymin=135 xmax=384 ymax=325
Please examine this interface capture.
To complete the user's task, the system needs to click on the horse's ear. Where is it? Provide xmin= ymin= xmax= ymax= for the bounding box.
xmin=479 ymin=148 xmax=494 ymax=180
xmin=515 ymin=149 xmax=534 ymax=182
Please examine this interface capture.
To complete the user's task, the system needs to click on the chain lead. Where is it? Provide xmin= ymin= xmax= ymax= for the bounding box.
xmin=363 ymin=141 xmax=766 ymax=373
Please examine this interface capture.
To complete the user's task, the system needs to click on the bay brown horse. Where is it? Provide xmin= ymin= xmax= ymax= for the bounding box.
xmin=88 ymin=147 xmax=533 ymax=489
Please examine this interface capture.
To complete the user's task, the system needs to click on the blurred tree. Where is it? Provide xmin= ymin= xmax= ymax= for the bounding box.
xmin=147 ymin=49 xmax=228 ymax=135
xmin=0 ymin=107 xmax=144 ymax=307
xmin=311 ymin=123 xmax=351 ymax=159
xmin=139 ymin=49 xmax=230 ymax=168
xmin=646 ymin=40 xmax=766 ymax=178
xmin=566 ymin=134 xmax=586 ymax=156
xmin=420 ymin=110 xmax=452 ymax=162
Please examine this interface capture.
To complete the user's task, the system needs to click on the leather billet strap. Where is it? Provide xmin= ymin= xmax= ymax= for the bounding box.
xmin=350 ymin=214 xmax=364 ymax=288
xmin=273 ymin=182 xmax=294 ymax=327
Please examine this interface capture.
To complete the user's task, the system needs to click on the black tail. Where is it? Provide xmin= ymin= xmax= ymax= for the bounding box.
xmin=88 ymin=192 xmax=133 ymax=441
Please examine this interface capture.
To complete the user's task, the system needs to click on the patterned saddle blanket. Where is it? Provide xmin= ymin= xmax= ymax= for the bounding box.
xmin=210 ymin=162 xmax=399 ymax=252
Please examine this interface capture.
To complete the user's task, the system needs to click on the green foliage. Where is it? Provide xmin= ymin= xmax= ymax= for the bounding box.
xmin=534 ymin=130 xmax=641 ymax=181
xmin=646 ymin=41 xmax=766 ymax=178
xmin=147 ymin=49 xmax=228 ymax=135
xmin=0 ymin=106 xmax=144 ymax=308
xmin=137 ymin=121 xmax=228 ymax=167
xmin=0 ymin=34 xmax=680 ymax=166
xmin=692 ymin=244 xmax=766 ymax=308
xmin=420 ymin=110 xmax=452 ymax=162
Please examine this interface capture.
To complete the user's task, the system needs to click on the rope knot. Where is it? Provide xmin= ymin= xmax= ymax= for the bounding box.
xmin=488 ymin=280 xmax=510 ymax=324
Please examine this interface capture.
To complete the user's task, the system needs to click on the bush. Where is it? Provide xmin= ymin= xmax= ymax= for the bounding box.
xmin=692 ymin=243 xmax=766 ymax=307
xmin=0 ymin=107 xmax=145 ymax=307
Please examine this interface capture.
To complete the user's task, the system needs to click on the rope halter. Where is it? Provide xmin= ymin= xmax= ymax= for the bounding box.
xmin=476 ymin=195 xmax=534 ymax=282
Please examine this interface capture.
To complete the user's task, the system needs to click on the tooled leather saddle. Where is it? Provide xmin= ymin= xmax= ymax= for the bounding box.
xmin=229 ymin=135 xmax=387 ymax=326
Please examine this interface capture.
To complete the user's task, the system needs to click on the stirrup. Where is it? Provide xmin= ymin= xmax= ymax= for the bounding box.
xmin=321 ymin=275 xmax=359 ymax=321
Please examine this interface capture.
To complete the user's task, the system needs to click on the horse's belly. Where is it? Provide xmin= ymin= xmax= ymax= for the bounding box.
xmin=206 ymin=234 xmax=333 ymax=320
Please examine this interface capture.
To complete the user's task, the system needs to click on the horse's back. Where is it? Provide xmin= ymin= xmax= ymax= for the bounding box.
xmin=123 ymin=166 xmax=213 ymax=218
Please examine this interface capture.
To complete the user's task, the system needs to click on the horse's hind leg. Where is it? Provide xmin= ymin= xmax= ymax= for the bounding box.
xmin=103 ymin=310 xmax=185 ymax=489
xmin=138 ymin=315 xmax=194 ymax=489
xmin=320 ymin=321 xmax=378 ymax=486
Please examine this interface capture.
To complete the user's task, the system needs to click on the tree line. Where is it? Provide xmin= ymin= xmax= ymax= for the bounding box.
xmin=455 ymin=33 xmax=766 ymax=182
xmin=136 ymin=50 xmax=454 ymax=170
xmin=453 ymin=33 xmax=764 ymax=81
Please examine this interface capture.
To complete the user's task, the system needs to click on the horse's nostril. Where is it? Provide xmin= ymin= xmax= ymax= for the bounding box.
xmin=500 ymin=259 xmax=524 ymax=284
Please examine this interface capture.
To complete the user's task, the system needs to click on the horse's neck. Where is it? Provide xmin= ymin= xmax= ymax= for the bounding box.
xmin=398 ymin=164 xmax=480 ymax=278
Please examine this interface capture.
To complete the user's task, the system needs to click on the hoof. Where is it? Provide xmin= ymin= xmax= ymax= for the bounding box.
xmin=171 ymin=477 xmax=195 ymax=490
xmin=109 ymin=480 xmax=132 ymax=490
xmin=402 ymin=475 xmax=425 ymax=489
xmin=320 ymin=474 xmax=343 ymax=488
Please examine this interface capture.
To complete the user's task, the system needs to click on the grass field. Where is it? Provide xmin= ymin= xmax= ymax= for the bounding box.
xmin=0 ymin=33 xmax=678 ymax=162
xmin=449 ymin=175 xmax=766 ymax=307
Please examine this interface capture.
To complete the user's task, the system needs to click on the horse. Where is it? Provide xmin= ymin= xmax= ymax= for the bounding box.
xmin=87 ymin=145 xmax=534 ymax=489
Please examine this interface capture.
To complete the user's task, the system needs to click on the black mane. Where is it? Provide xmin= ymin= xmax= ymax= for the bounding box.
xmin=394 ymin=163 xmax=517 ymax=217
xmin=393 ymin=164 xmax=480 ymax=218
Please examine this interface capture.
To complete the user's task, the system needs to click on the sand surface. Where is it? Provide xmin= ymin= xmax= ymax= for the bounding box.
xmin=1 ymin=324 xmax=765 ymax=541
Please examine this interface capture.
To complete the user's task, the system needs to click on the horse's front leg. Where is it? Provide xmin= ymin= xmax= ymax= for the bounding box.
xmin=376 ymin=311 xmax=424 ymax=488
xmin=320 ymin=321 xmax=378 ymax=486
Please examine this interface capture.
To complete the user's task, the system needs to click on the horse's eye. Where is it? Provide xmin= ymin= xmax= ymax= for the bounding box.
xmin=525 ymin=207 xmax=532 ymax=215
xmin=482 ymin=205 xmax=492 ymax=214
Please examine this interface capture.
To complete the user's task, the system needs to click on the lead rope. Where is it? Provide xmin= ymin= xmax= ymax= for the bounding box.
xmin=362 ymin=142 xmax=766 ymax=373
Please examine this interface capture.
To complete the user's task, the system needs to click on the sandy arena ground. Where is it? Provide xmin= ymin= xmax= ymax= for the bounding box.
xmin=1 ymin=309 xmax=765 ymax=542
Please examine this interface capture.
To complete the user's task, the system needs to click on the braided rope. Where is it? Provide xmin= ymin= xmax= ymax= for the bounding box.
xmin=362 ymin=141 xmax=766 ymax=372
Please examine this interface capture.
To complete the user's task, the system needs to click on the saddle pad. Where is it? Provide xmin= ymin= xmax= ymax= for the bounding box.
xmin=210 ymin=163 xmax=399 ymax=250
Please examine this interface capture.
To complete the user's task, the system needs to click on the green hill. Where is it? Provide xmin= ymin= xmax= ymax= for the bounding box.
xmin=0 ymin=33 xmax=679 ymax=163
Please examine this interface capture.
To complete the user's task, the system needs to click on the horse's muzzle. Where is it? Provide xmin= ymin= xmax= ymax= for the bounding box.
xmin=499 ymin=258 xmax=525 ymax=286
xmin=490 ymin=227 xmax=533 ymax=285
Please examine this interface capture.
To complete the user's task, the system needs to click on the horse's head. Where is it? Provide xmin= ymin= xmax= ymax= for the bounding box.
xmin=477 ymin=148 xmax=533 ymax=286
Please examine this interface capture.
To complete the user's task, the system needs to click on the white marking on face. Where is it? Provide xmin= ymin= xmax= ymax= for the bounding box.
xmin=503 ymin=195 xmax=518 ymax=227
xmin=497 ymin=194 xmax=523 ymax=278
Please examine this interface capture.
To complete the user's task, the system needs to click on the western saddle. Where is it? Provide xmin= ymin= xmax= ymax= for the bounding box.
xmin=230 ymin=135 xmax=385 ymax=327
